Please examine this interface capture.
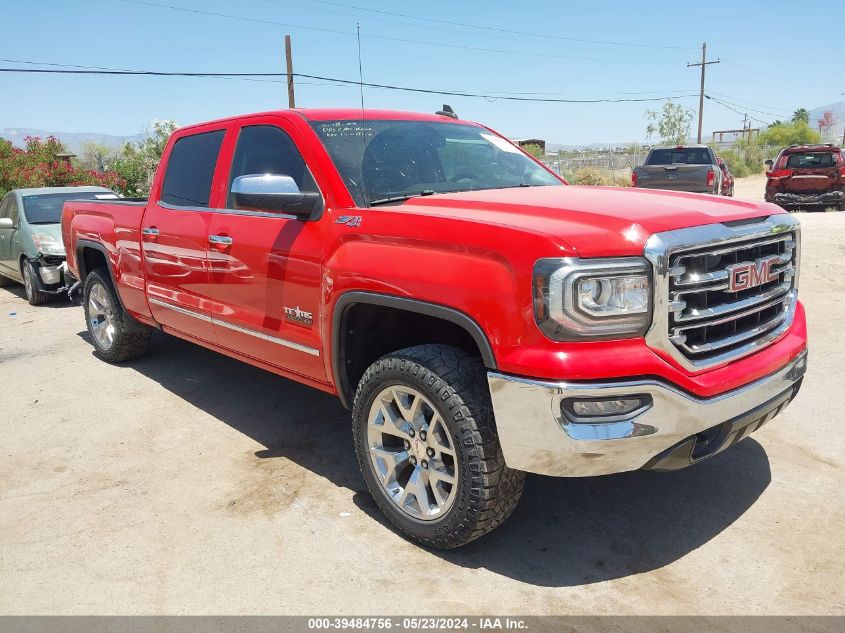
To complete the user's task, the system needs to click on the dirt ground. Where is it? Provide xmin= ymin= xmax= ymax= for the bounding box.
xmin=1 ymin=181 xmax=844 ymax=615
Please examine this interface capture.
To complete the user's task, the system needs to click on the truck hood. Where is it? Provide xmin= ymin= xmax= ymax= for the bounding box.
xmin=401 ymin=185 xmax=778 ymax=257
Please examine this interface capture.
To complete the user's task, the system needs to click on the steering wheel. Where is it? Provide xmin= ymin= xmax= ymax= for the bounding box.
xmin=448 ymin=173 xmax=475 ymax=183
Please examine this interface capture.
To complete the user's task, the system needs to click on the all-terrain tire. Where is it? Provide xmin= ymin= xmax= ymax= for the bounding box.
xmin=352 ymin=344 xmax=525 ymax=549
xmin=22 ymin=259 xmax=51 ymax=305
xmin=83 ymin=268 xmax=152 ymax=363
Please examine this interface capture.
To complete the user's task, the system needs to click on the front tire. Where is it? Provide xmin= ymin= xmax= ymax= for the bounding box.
xmin=352 ymin=344 xmax=525 ymax=549
xmin=22 ymin=259 xmax=51 ymax=306
xmin=83 ymin=269 xmax=152 ymax=363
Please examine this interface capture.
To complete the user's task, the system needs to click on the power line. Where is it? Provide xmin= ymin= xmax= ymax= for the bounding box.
xmin=0 ymin=64 xmax=699 ymax=103
xmin=702 ymin=93 xmax=788 ymax=119
xmin=721 ymin=59 xmax=830 ymax=94
xmin=257 ymin=0 xmax=696 ymax=50
xmin=1 ymin=57 xmax=695 ymax=98
xmin=705 ymin=94 xmax=772 ymax=126
xmin=705 ymin=90 xmax=791 ymax=116
xmin=121 ymin=0 xmax=676 ymax=64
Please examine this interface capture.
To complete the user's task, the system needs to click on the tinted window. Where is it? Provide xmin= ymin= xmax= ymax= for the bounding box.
xmin=22 ymin=191 xmax=117 ymax=224
xmin=161 ymin=130 xmax=225 ymax=207
xmin=783 ymin=152 xmax=837 ymax=168
xmin=227 ymin=125 xmax=317 ymax=207
xmin=646 ymin=148 xmax=712 ymax=165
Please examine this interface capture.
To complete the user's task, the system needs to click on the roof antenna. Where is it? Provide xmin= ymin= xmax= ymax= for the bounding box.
xmin=436 ymin=104 xmax=458 ymax=119
xmin=356 ymin=23 xmax=370 ymax=207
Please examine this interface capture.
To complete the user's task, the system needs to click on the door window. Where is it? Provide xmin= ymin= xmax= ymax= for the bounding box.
xmin=227 ymin=125 xmax=319 ymax=207
xmin=0 ymin=195 xmax=12 ymax=220
xmin=160 ymin=130 xmax=225 ymax=207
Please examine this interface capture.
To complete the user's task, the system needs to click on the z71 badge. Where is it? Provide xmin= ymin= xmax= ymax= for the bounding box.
xmin=284 ymin=306 xmax=313 ymax=328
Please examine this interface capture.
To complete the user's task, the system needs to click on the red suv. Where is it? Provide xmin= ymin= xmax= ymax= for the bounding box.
xmin=765 ymin=144 xmax=845 ymax=211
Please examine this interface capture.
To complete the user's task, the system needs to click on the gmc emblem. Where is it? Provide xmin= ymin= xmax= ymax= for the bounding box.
xmin=726 ymin=255 xmax=780 ymax=292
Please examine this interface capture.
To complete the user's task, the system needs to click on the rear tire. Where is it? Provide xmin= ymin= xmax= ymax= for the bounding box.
xmin=22 ymin=259 xmax=51 ymax=306
xmin=352 ymin=344 xmax=525 ymax=549
xmin=83 ymin=269 xmax=152 ymax=363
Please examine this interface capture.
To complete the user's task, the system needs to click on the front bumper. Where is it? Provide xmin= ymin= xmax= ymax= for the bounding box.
xmin=487 ymin=349 xmax=807 ymax=477
xmin=33 ymin=258 xmax=71 ymax=294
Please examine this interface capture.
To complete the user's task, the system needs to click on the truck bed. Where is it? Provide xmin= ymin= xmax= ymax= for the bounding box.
xmin=61 ymin=198 xmax=151 ymax=320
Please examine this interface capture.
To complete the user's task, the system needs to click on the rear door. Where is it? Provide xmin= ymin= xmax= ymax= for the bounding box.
xmin=141 ymin=128 xmax=226 ymax=343
xmin=203 ymin=118 xmax=328 ymax=381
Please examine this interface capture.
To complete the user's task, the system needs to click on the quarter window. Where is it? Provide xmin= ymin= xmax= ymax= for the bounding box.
xmin=161 ymin=130 xmax=225 ymax=207
xmin=227 ymin=125 xmax=318 ymax=207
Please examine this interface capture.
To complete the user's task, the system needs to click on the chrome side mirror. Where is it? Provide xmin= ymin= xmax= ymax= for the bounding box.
xmin=0 ymin=217 xmax=14 ymax=229
xmin=230 ymin=174 xmax=322 ymax=218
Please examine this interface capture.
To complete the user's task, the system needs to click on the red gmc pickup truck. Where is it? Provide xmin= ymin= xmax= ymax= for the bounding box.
xmin=62 ymin=108 xmax=808 ymax=549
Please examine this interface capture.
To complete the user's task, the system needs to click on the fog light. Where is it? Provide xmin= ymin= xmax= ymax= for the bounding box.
xmin=562 ymin=395 xmax=652 ymax=423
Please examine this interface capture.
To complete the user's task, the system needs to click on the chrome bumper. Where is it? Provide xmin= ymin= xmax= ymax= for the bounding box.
xmin=487 ymin=350 xmax=807 ymax=477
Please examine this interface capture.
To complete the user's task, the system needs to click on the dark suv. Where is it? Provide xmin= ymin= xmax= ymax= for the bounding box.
xmin=765 ymin=144 xmax=845 ymax=211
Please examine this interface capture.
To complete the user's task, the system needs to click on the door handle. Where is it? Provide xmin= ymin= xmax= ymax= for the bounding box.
xmin=142 ymin=227 xmax=160 ymax=236
xmin=209 ymin=235 xmax=233 ymax=246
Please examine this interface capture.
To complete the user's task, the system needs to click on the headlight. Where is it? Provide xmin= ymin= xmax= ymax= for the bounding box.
xmin=533 ymin=257 xmax=652 ymax=340
xmin=31 ymin=234 xmax=66 ymax=257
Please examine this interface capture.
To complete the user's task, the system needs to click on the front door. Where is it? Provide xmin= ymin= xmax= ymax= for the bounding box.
xmin=141 ymin=128 xmax=226 ymax=343
xmin=0 ymin=194 xmax=20 ymax=279
xmin=205 ymin=122 xmax=327 ymax=381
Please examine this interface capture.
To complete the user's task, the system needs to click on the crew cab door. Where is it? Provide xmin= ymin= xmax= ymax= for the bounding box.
xmin=204 ymin=119 xmax=328 ymax=381
xmin=141 ymin=128 xmax=226 ymax=343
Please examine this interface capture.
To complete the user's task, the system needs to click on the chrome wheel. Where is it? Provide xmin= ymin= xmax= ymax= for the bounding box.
xmin=88 ymin=282 xmax=116 ymax=350
xmin=22 ymin=262 xmax=33 ymax=300
xmin=367 ymin=386 xmax=459 ymax=521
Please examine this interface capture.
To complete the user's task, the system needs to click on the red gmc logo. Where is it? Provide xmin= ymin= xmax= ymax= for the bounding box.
xmin=726 ymin=255 xmax=780 ymax=292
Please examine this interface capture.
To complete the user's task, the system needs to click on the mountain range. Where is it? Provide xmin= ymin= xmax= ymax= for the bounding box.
xmin=3 ymin=101 xmax=844 ymax=152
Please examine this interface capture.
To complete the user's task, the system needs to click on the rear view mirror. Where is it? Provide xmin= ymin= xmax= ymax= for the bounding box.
xmin=765 ymin=159 xmax=774 ymax=168
xmin=230 ymin=174 xmax=322 ymax=218
xmin=0 ymin=218 xmax=13 ymax=229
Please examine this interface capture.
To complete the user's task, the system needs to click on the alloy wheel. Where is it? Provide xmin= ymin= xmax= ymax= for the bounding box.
xmin=88 ymin=283 xmax=116 ymax=350
xmin=366 ymin=386 xmax=459 ymax=521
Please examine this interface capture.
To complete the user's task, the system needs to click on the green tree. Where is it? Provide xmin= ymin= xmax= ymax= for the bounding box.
xmin=110 ymin=120 xmax=177 ymax=196
xmin=645 ymin=101 xmax=695 ymax=145
xmin=79 ymin=141 xmax=116 ymax=172
xmin=0 ymin=136 xmax=124 ymax=198
xmin=792 ymin=108 xmax=810 ymax=124
xmin=758 ymin=120 xmax=821 ymax=147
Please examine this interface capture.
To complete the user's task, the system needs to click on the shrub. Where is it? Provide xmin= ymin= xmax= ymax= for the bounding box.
xmin=0 ymin=136 xmax=124 ymax=198
xmin=570 ymin=167 xmax=631 ymax=187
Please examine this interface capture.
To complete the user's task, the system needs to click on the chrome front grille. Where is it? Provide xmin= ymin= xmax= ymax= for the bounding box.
xmin=668 ymin=233 xmax=796 ymax=360
xmin=645 ymin=215 xmax=801 ymax=371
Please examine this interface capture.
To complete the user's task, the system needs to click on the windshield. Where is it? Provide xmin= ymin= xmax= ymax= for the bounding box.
xmin=310 ymin=120 xmax=562 ymax=206
xmin=646 ymin=148 xmax=712 ymax=165
xmin=22 ymin=191 xmax=117 ymax=224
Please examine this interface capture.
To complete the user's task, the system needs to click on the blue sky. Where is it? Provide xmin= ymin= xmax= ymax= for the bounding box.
xmin=2 ymin=0 xmax=842 ymax=144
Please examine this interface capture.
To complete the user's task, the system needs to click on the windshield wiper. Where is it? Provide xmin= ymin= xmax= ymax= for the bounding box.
xmin=369 ymin=190 xmax=436 ymax=206
xmin=498 ymin=183 xmax=533 ymax=189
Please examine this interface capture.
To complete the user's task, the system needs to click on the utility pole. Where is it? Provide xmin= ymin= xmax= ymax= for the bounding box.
xmin=285 ymin=34 xmax=295 ymax=108
xmin=688 ymin=42 xmax=720 ymax=143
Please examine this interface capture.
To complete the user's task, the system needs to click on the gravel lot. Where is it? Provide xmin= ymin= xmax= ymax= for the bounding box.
xmin=1 ymin=182 xmax=843 ymax=615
